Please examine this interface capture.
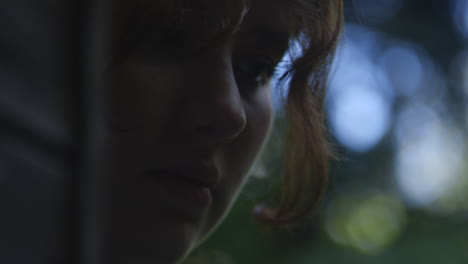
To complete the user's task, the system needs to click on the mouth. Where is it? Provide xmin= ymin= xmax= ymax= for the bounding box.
xmin=145 ymin=161 xmax=220 ymax=210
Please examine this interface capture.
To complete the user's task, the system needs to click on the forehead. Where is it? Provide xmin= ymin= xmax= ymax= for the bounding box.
xmin=240 ymin=0 xmax=292 ymax=40
xmin=116 ymin=0 xmax=291 ymax=38
xmin=111 ymin=0 xmax=293 ymax=58
xmin=149 ymin=0 xmax=290 ymax=29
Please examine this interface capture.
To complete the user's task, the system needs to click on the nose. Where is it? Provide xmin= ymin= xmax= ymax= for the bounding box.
xmin=177 ymin=49 xmax=247 ymax=145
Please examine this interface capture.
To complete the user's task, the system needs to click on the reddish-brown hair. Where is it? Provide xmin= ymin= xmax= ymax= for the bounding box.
xmin=255 ymin=0 xmax=344 ymax=225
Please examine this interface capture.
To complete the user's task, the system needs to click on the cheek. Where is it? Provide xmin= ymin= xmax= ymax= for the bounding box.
xmin=244 ymin=91 xmax=275 ymax=151
xmin=228 ymin=89 xmax=274 ymax=185
xmin=208 ymin=89 xmax=274 ymax=220
xmin=108 ymin=60 xmax=180 ymax=131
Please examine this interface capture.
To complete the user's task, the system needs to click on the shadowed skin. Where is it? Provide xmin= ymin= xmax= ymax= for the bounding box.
xmin=104 ymin=0 xmax=291 ymax=263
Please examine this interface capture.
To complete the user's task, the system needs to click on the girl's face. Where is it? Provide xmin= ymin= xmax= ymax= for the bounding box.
xmin=105 ymin=0 xmax=290 ymax=263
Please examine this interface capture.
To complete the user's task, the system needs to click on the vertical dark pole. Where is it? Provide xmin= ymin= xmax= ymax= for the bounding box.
xmin=72 ymin=0 xmax=109 ymax=264
xmin=76 ymin=0 xmax=111 ymax=263
xmin=70 ymin=0 xmax=86 ymax=263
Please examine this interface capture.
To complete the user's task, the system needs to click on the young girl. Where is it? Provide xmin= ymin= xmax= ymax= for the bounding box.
xmin=104 ymin=0 xmax=343 ymax=263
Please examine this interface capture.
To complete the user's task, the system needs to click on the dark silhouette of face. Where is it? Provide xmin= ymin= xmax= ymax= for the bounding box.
xmin=105 ymin=0 xmax=290 ymax=263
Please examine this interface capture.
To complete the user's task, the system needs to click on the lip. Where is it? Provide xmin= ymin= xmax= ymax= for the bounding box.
xmin=146 ymin=160 xmax=220 ymax=210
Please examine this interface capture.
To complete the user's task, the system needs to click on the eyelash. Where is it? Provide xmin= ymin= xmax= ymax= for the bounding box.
xmin=233 ymin=59 xmax=276 ymax=94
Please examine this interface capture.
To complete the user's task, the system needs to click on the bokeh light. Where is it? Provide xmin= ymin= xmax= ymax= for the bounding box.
xmin=449 ymin=49 xmax=468 ymax=131
xmin=450 ymin=50 xmax=468 ymax=97
xmin=352 ymin=0 xmax=403 ymax=25
xmin=325 ymin=193 xmax=406 ymax=255
xmin=451 ymin=0 xmax=468 ymax=40
xmin=330 ymin=85 xmax=391 ymax=152
xmin=378 ymin=43 xmax=424 ymax=97
xmin=328 ymin=24 xmax=393 ymax=152
xmin=394 ymin=103 xmax=466 ymax=208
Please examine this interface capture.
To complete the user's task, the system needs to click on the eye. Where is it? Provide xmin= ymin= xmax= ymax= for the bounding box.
xmin=233 ymin=58 xmax=276 ymax=94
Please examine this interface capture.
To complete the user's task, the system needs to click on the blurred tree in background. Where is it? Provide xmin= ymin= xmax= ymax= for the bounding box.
xmin=185 ymin=0 xmax=468 ymax=263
